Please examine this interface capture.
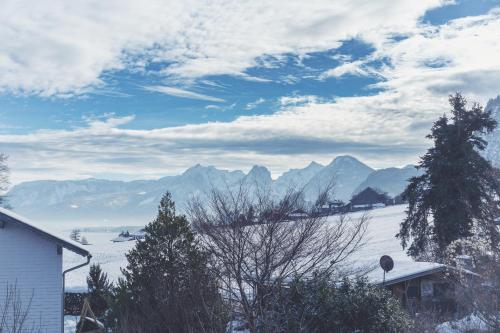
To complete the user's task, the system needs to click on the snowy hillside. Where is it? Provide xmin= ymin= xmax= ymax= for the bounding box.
xmin=8 ymin=155 xmax=415 ymax=226
xmin=62 ymin=205 xmax=435 ymax=292
xmin=354 ymin=165 xmax=421 ymax=197
xmin=484 ymin=95 xmax=500 ymax=167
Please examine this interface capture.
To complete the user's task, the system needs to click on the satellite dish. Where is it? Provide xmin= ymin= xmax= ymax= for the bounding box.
xmin=379 ymin=255 xmax=394 ymax=273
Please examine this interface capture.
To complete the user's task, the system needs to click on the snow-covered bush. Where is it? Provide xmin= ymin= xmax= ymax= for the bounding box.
xmin=265 ymin=275 xmax=412 ymax=332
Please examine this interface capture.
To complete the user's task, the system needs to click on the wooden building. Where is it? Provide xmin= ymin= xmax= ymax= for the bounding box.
xmin=0 ymin=208 xmax=91 ymax=332
xmin=349 ymin=187 xmax=391 ymax=211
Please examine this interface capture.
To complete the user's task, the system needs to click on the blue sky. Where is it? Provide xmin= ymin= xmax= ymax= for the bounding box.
xmin=1 ymin=0 xmax=500 ymax=183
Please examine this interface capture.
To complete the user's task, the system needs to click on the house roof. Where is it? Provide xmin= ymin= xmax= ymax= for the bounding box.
xmin=381 ymin=263 xmax=447 ymax=286
xmin=0 ymin=207 xmax=90 ymax=257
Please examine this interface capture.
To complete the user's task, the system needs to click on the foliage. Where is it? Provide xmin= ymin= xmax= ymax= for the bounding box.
xmin=266 ymin=274 xmax=412 ymax=333
xmin=443 ymin=232 xmax=500 ymax=331
xmin=398 ymin=93 xmax=500 ymax=259
xmin=87 ymin=264 xmax=112 ymax=318
xmin=109 ymin=192 xmax=228 ymax=333
xmin=80 ymin=236 xmax=89 ymax=245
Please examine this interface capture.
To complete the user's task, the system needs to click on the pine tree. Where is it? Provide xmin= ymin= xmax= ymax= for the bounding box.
xmin=80 ymin=236 xmax=89 ymax=245
xmin=87 ymin=264 xmax=112 ymax=317
xmin=398 ymin=93 xmax=500 ymax=259
xmin=117 ymin=192 xmax=227 ymax=333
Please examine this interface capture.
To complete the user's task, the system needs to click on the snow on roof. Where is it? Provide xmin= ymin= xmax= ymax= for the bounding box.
xmin=329 ymin=205 xmax=447 ymax=285
xmin=0 ymin=207 xmax=90 ymax=257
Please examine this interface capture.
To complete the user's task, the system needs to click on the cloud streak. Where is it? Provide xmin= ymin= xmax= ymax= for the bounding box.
xmin=144 ymin=85 xmax=225 ymax=102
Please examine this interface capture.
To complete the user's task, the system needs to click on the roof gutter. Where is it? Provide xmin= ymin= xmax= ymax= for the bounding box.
xmin=61 ymin=254 xmax=92 ymax=333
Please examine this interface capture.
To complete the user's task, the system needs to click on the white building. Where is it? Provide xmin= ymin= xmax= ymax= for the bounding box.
xmin=0 ymin=208 xmax=91 ymax=332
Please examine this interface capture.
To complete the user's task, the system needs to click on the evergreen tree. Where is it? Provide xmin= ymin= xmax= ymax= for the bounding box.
xmin=268 ymin=275 xmax=411 ymax=333
xmin=116 ymin=192 xmax=227 ymax=333
xmin=80 ymin=236 xmax=89 ymax=245
xmin=87 ymin=264 xmax=112 ymax=317
xmin=398 ymin=93 xmax=500 ymax=259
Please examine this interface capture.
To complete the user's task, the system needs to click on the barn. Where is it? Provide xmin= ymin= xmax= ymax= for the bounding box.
xmin=349 ymin=187 xmax=391 ymax=211
xmin=0 ymin=207 xmax=91 ymax=332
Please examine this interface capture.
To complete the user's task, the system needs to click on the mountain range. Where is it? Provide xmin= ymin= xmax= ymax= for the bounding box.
xmin=6 ymin=155 xmax=422 ymax=227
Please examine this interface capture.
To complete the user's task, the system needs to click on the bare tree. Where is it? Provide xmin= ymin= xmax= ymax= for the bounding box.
xmin=69 ymin=229 xmax=81 ymax=243
xmin=0 ymin=283 xmax=41 ymax=333
xmin=187 ymin=185 xmax=369 ymax=332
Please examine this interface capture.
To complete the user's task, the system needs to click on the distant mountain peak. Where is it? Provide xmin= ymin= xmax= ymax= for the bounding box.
xmin=329 ymin=155 xmax=362 ymax=165
xmin=327 ymin=155 xmax=373 ymax=172
xmin=247 ymin=165 xmax=271 ymax=177
xmin=307 ymin=161 xmax=323 ymax=168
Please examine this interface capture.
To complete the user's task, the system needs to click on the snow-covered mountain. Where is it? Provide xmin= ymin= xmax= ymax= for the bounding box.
xmin=242 ymin=165 xmax=273 ymax=194
xmin=7 ymin=166 xmax=246 ymax=226
xmin=353 ymin=165 xmax=421 ymax=197
xmin=7 ymin=156 xmax=413 ymax=226
xmin=303 ymin=156 xmax=374 ymax=201
xmin=484 ymin=96 xmax=500 ymax=167
xmin=273 ymin=161 xmax=324 ymax=196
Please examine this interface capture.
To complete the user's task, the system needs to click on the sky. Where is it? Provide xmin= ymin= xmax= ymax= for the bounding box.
xmin=1 ymin=0 xmax=500 ymax=184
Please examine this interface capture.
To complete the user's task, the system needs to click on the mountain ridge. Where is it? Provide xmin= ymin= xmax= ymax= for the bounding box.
xmin=6 ymin=156 xmax=419 ymax=227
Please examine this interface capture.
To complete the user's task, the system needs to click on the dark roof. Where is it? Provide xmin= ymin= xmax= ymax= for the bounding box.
xmin=350 ymin=187 xmax=389 ymax=204
xmin=382 ymin=265 xmax=447 ymax=286
xmin=0 ymin=208 xmax=90 ymax=257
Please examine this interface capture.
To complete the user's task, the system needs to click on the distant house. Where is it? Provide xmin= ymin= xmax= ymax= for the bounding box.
xmin=288 ymin=209 xmax=309 ymax=220
xmin=0 ymin=208 xmax=91 ymax=332
xmin=111 ymin=228 xmax=146 ymax=242
xmin=380 ymin=263 xmax=476 ymax=317
xmin=130 ymin=228 xmax=146 ymax=240
xmin=317 ymin=200 xmax=347 ymax=216
xmin=349 ymin=187 xmax=391 ymax=211
xmin=111 ymin=230 xmax=131 ymax=243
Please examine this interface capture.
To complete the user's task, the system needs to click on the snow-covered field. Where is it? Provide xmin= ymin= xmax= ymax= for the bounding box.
xmin=61 ymin=204 xmax=437 ymax=291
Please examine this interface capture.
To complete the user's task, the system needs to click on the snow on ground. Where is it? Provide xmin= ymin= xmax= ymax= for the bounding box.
xmin=64 ymin=315 xmax=79 ymax=333
xmin=63 ymin=232 xmax=136 ymax=292
xmin=338 ymin=205 xmax=444 ymax=284
xmin=60 ymin=204 xmax=436 ymax=291
xmin=436 ymin=313 xmax=495 ymax=333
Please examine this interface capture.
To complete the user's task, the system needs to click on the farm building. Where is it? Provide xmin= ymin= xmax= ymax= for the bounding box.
xmin=0 ymin=208 xmax=91 ymax=332
xmin=316 ymin=200 xmax=347 ymax=215
xmin=349 ymin=187 xmax=392 ymax=211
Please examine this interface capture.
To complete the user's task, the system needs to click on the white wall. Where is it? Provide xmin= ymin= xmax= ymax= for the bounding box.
xmin=0 ymin=222 xmax=62 ymax=332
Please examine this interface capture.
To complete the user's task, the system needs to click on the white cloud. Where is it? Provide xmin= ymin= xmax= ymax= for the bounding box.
xmin=371 ymin=8 xmax=500 ymax=103
xmin=320 ymin=60 xmax=372 ymax=79
xmin=2 ymin=1 xmax=500 ymax=183
xmin=144 ymin=85 xmax=225 ymax=102
xmin=245 ymin=98 xmax=266 ymax=110
xmin=205 ymin=105 xmax=223 ymax=110
xmin=1 ymin=89 xmax=436 ymax=184
xmin=279 ymin=95 xmax=320 ymax=107
xmin=0 ymin=0 xmax=448 ymax=96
